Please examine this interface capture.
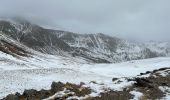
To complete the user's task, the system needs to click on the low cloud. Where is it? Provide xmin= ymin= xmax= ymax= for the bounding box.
xmin=0 ymin=0 xmax=170 ymax=41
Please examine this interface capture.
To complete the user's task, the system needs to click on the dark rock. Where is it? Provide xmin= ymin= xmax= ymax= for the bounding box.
xmin=3 ymin=94 xmax=19 ymax=100
xmin=161 ymin=83 xmax=168 ymax=86
xmin=39 ymin=89 xmax=52 ymax=99
xmin=80 ymin=82 xmax=85 ymax=86
xmin=153 ymin=69 xmax=159 ymax=73
xmin=51 ymin=82 xmax=64 ymax=94
xmin=159 ymin=68 xmax=168 ymax=71
xmin=90 ymin=91 xmax=133 ymax=100
xmin=140 ymin=73 xmax=145 ymax=75
xmin=146 ymin=71 xmax=151 ymax=74
xmin=134 ymin=78 xmax=154 ymax=88
xmin=112 ymin=78 xmax=119 ymax=82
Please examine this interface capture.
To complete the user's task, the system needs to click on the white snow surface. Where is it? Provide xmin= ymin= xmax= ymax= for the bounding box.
xmin=130 ymin=91 xmax=143 ymax=100
xmin=0 ymin=51 xmax=170 ymax=99
xmin=159 ymin=86 xmax=170 ymax=99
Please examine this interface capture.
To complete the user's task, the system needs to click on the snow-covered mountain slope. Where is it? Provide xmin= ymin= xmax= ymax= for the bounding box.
xmin=0 ymin=18 xmax=169 ymax=63
xmin=0 ymin=33 xmax=87 ymax=70
xmin=55 ymin=31 xmax=170 ymax=62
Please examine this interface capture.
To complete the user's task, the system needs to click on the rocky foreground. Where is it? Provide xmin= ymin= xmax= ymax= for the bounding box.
xmin=2 ymin=67 xmax=170 ymax=100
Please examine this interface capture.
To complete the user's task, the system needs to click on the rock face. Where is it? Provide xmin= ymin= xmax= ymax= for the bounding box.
xmin=0 ymin=20 xmax=71 ymax=54
xmin=0 ymin=18 xmax=169 ymax=63
xmin=0 ymin=33 xmax=30 ymax=57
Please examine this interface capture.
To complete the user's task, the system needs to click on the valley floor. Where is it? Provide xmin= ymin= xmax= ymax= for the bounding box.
xmin=0 ymin=53 xmax=170 ymax=99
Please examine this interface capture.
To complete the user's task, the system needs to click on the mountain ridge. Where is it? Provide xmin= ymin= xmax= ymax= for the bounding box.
xmin=0 ymin=19 xmax=169 ymax=63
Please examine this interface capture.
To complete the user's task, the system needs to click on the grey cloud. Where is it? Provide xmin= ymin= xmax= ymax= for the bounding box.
xmin=0 ymin=0 xmax=170 ymax=41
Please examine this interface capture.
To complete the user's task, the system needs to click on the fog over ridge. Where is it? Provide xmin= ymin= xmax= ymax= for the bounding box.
xmin=0 ymin=0 xmax=170 ymax=41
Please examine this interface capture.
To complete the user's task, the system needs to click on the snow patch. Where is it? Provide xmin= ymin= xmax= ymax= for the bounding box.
xmin=130 ymin=91 xmax=143 ymax=100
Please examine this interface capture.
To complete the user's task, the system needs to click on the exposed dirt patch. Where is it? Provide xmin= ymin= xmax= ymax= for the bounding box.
xmin=130 ymin=67 xmax=170 ymax=99
xmin=0 ymin=40 xmax=30 ymax=57
xmin=86 ymin=90 xmax=133 ymax=100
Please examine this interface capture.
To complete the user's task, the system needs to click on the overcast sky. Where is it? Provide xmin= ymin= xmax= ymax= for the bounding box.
xmin=0 ymin=0 xmax=170 ymax=41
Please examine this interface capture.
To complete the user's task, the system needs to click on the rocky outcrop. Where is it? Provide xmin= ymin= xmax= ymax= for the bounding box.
xmin=2 ymin=67 xmax=170 ymax=100
xmin=0 ymin=34 xmax=30 ymax=57
xmin=2 ymin=82 xmax=91 ymax=100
